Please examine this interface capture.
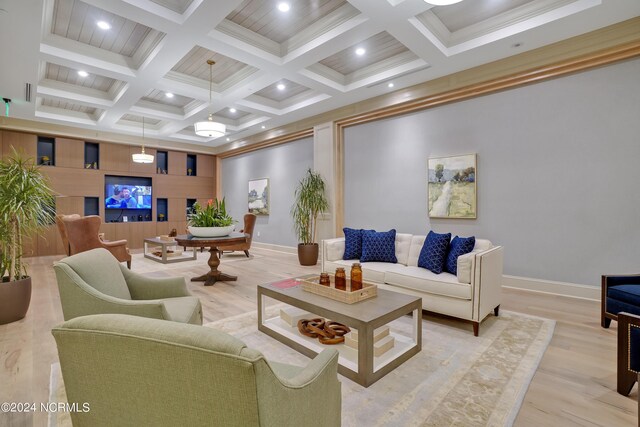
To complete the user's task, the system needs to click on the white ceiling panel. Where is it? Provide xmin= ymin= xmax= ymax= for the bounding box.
xmin=431 ymin=0 xmax=534 ymax=33
xmin=45 ymin=63 xmax=116 ymax=92
xmin=254 ymin=79 xmax=310 ymax=102
xmin=171 ymin=46 xmax=256 ymax=84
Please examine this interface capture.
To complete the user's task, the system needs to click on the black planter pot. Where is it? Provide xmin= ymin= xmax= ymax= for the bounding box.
xmin=297 ymin=243 xmax=319 ymax=266
xmin=0 ymin=276 xmax=32 ymax=325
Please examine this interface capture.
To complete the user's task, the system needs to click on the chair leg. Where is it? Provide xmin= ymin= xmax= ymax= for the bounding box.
xmin=244 ymin=250 xmax=250 ymax=258
xmin=127 ymin=260 xmax=131 ymax=269
xmin=472 ymin=322 xmax=479 ymax=337
xmin=494 ymin=305 xmax=500 ymax=316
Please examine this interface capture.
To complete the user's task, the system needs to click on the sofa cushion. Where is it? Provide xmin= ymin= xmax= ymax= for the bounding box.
xmin=418 ymin=231 xmax=451 ymax=274
xmin=60 ymin=248 xmax=132 ymax=300
xmin=384 ymin=267 xmax=472 ymax=300
xmin=343 ymin=228 xmax=364 ymax=260
xmin=361 ymin=262 xmax=409 ymax=283
xmin=361 ymin=229 xmax=397 ymax=263
xmin=324 ymin=238 xmax=345 ymax=262
xmin=395 ymin=233 xmax=413 ymax=266
xmin=162 ymin=296 xmax=202 ymax=325
xmin=474 ymin=239 xmax=492 ymax=252
xmin=407 ymin=235 xmax=426 ymax=267
xmin=445 ymin=236 xmax=476 ymax=275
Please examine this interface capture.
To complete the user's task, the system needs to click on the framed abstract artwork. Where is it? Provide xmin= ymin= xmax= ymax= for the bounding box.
xmin=248 ymin=178 xmax=269 ymax=215
xmin=428 ymin=154 xmax=477 ymax=219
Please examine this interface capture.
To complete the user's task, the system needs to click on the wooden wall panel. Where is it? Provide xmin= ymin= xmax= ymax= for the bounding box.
xmin=0 ymin=130 xmax=3 ymax=156
xmin=129 ymin=146 xmax=157 ymax=174
xmin=56 ymin=196 xmax=84 ymax=216
xmin=36 ymin=226 xmax=60 ymax=256
xmin=2 ymin=131 xmax=36 ymax=158
xmin=100 ymin=223 xmax=116 ymax=241
xmin=45 ymin=168 xmax=102 ymax=198
xmin=168 ymin=198 xmax=187 ymax=223
xmin=169 ymin=151 xmax=186 ymax=176
xmin=197 ymin=154 xmax=215 ymax=177
xmin=55 ymin=138 xmax=83 ymax=169
xmin=154 ymin=175 xmax=214 ymax=198
xmin=101 ymin=143 xmax=130 ymax=171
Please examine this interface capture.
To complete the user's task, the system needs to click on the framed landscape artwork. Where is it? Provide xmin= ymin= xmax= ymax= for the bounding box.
xmin=248 ymin=178 xmax=269 ymax=215
xmin=428 ymin=154 xmax=477 ymax=219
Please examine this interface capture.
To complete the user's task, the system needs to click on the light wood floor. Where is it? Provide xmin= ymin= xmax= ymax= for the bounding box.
xmin=0 ymin=247 xmax=636 ymax=427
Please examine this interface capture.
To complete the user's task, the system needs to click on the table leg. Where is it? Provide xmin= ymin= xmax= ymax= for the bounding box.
xmin=191 ymin=246 xmax=237 ymax=286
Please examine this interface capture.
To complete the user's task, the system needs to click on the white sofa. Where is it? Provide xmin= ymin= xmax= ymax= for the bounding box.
xmin=322 ymin=234 xmax=504 ymax=336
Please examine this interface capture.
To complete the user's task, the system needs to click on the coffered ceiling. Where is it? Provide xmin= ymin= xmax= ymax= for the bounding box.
xmin=0 ymin=0 xmax=638 ymax=152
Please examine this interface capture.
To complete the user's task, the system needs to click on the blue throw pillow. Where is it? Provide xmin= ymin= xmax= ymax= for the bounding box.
xmin=343 ymin=228 xmax=363 ymax=260
xmin=418 ymin=231 xmax=451 ymax=274
xmin=360 ymin=229 xmax=397 ymax=263
xmin=445 ymin=236 xmax=476 ymax=275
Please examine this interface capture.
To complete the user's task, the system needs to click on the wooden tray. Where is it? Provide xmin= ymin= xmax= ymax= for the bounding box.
xmin=300 ymin=276 xmax=377 ymax=304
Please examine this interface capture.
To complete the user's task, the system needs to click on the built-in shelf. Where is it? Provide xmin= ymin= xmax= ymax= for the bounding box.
xmin=186 ymin=154 xmax=197 ymax=176
xmin=37 ymin=137 xmax=55 ymax=166
xmin=157 ymin=198 xmax=168 ymax=222
xmin=157 ymin=150 xmax=168 ymax=174
xmin=187 ymin=198 xmax=197 ymax=215
xmin=84 ymin=197 xmax=99 ymax=216
xmin=84 ymin=142 xmax=99 ymax=169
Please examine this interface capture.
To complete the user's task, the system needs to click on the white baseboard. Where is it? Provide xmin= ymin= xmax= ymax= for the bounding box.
xmin=252 ymin=242 xmax=298 ymax=254
xmin=502 ymin=275 xmax=599 ymax=301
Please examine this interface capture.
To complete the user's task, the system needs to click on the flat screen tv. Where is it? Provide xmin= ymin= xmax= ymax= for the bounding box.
xmin=105 ymin=184 xmax=152 ymax=209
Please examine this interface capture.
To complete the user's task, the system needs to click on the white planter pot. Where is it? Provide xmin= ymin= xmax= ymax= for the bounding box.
xmin=188 ymin=225 xmax=234 ymax=238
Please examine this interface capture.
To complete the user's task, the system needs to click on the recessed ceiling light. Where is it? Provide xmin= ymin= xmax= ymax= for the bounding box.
xmin=77 ymin=70 xmax=89 ymax=77
xmin=355 ymin=47 xmax=366 ymax=56
xmin=96 ymin=21 xmax=111 ymax=30
xmin=165 ymin=92 xmax=174 ymax=98
xmin=226 ymin=137 xmax=230 ymax=141
xmin=277 ymin=83 xmax=286 ymax=90
xmin=229 ymin=108 xmax=236 ymax=113
xmin=512 ymin=42 xmax=524 ymax=48
xmin=277 ymin=2 xmax=290 ymax=12
xmin=424 ymin=0 xmax=463 ymax=5
xmin=387 ymin=82 xmax=394 ymax=88
xmin=261 ymin=125 xmax=266 ymax=129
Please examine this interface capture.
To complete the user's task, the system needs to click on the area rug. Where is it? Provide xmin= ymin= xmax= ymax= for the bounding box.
xmin=49 ymin=308 xmax=554 ymax=427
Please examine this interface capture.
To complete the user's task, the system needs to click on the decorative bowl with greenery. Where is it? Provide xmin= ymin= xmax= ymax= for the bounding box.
xmin=0 ymin=149 xmax=56 ymax=324
xmin=187 ymin=198 xmax=236 ymax=237
xmin=291 ymin=168 xmax=329 ymax=265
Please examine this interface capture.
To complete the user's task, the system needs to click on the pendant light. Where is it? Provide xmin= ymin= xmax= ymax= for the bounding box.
xmin=194 ymin=59 xmax=226 ymax=138
xmin=132 ymin=116 xmax=154 ymax=163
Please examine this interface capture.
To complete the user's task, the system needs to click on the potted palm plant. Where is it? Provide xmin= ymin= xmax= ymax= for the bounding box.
xmin=0 ymin=149 xmax=56 ymax=324
xmin=291 ymin=168 xmax=329 ymax=266
xmin=187 ymin=198 xmax=236 ymax=237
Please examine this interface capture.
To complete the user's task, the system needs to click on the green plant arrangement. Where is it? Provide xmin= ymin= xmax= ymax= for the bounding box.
xmin=187 ymin=198 xmax=235 ymax=227
xmin=291 ymin=169 xmax=329 ymax=265
xmin=0 ymin=149 xmax=56 ymax=324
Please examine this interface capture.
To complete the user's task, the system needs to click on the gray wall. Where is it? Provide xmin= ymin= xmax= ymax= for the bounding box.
xmin=221 ymin=137 xmax=313 ymax=247
xmin=344 ymin=58 xmax=640 ymax=287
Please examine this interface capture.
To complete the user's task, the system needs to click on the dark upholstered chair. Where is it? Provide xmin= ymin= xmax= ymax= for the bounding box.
xmin=55 ymin=214 xmax=81 ymax=256
xmin=219 ymin=213 xmax=257 ymax=258
xmin=602 ymin=274 xmax=640 ymax=328
xmin=617 ymin=312 xmax=640 ymax=395
xmin=63 ymin=215 xmax=132 ymax=268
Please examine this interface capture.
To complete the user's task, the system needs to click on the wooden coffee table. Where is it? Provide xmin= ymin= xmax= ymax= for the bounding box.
xmin=175 ymin=233 xmax=247 ymax=286
xmin=258 ymin=277 xmax=422 ymax=387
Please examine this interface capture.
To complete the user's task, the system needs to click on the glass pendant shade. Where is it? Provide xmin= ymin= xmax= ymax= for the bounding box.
xmin=195 ymin=113 xmax=226 ymax=138
xmin=132 ymin=117 xmax=154 ymax=163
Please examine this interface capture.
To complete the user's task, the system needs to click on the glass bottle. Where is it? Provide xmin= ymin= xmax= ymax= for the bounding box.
xmin=335 ymin=268 xmax=346 ymax=291
xmin=350 ymin=263 xmax=363 ymax=291
xmin=319 ymin=273 xmax=330 ymax=286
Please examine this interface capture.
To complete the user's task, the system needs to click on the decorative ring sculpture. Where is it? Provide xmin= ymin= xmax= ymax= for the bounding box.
xmin=297 ymin=318 xmax=351 ymax=345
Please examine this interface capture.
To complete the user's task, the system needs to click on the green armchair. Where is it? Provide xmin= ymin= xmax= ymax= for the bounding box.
xmin=52 ymin=314 xmax=341 ymax=427
xmin=53 ymin=248 xmax=202 ymax=325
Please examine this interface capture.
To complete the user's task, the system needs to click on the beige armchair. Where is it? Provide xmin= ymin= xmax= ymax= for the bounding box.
xmin=54 ymin=248 xmax=202 ymax=325
xmin=62 ymin=214 xmax=131 ymax=268
xmin=52 ymin=313 xmax=340 ymax=427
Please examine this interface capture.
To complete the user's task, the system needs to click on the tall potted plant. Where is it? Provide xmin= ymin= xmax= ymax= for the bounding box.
xmin=0 ymin=149 xmax=56 ymax=324
xmin=291 ymin=168 xmax=329 ymax=266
